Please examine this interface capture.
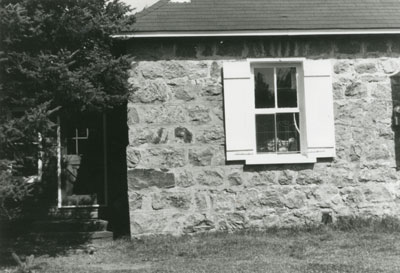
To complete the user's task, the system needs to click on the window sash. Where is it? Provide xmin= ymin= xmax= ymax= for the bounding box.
xmin=252 ymin=65 xmax=300 ymax=110
xmin=252 ymin=63 xmax=302 ymax=155
xmin=256 ymin=112 xmax=301 ymax=154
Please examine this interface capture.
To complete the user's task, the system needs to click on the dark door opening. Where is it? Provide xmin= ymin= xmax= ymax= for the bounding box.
xmin=57 ymin=105 xmax=130 ymax=237
xmin=60 ymin=113 xmax=107 ymax=207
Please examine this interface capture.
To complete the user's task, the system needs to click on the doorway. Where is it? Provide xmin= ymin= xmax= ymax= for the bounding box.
xmin=58 ymin=113 xmax=107 ymax=208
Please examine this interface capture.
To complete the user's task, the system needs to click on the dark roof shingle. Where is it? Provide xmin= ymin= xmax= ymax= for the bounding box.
xmin=128 ymin=0 xmax=400 ymax=34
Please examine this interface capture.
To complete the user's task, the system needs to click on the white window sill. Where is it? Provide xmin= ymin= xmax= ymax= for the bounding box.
xmin=245 ymin=154 xmax=316 ymax=165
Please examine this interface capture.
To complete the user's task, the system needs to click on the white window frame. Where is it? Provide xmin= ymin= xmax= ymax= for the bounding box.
xmin=246 ymin=58 xmax=315 ymax=164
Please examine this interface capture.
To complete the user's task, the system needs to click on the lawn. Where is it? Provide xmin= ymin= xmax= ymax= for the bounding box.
xmin=1 ymin=225 xmax=400 ymax=273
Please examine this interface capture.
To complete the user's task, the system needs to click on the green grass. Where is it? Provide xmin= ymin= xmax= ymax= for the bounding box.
xmin=2 ymin=218 xmax=400 ymax=273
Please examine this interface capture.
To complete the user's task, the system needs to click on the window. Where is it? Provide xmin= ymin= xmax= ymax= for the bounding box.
xmin=254 ymin=65 xmax=300 ymax=154
xmin=223 ymin=58 xmax=335 ymax=165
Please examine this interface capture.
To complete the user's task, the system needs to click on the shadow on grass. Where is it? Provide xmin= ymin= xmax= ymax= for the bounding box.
xmin=1 ymin=236 xmax=95 ymax=268
xmin=0 ymin=216 xmax=102 ymax=268
xmin=333 ymin=215 xmax=400 ymax=233
xmin=302 ymin=263 xmax=385 ymax=273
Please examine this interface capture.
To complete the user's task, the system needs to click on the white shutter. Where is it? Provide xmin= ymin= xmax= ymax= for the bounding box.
xmin=223 ymin=61 xmax=254 ymax=161
xmin=303 ymin=60 xmax=336 ymax=158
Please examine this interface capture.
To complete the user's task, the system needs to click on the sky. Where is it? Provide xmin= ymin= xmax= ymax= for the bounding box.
xmin=123 ymin=0 xmax=159 ymax=13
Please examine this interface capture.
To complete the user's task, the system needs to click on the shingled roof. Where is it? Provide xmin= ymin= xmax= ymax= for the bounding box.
xmin=118 ymin=0 xmax=400 ymax=37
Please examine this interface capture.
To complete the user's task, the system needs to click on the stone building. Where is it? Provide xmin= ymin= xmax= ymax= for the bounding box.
xmin=110 ymin=0 xmax=400 ymax=237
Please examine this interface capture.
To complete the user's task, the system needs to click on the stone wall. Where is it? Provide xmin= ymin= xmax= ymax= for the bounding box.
xmin=125 ymin=35 xmax=400 ymax=236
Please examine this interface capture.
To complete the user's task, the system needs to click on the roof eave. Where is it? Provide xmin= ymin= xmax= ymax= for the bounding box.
xmin=112 ymin=28 xmax=400 ymax=39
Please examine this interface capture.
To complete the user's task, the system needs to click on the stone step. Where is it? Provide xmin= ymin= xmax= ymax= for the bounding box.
xmin=31 ymin=219 xmax=108 ymax=232
xmin=27 ymin=231 xmax=113 ymax=244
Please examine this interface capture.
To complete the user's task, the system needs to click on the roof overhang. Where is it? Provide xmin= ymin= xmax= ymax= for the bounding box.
xmin=112 ymin=28 xmax=400 ymax=39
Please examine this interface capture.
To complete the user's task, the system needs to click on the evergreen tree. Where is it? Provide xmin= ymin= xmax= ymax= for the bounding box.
xmin=0 ymin=0 xmax=135 ymax=220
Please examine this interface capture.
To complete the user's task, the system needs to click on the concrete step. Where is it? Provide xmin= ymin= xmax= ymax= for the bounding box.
xmin=27 ymin=231 xmax=113 ymax=244
xmin=31 ymin=219 xmax=108 ymax=232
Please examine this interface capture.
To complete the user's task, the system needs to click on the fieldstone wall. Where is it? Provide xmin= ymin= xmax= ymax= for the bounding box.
xmin=125 ymin=35 xmax=400 ymax=236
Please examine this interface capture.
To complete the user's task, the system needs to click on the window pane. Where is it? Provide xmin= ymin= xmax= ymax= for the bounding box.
xmin=254 ymin=68 xmax=275 ymax=108
xmin=256 ymin=115 xmax=276 ymax=153
xmin=276 ymin=113 xmax=300 ymax=153
xmin=277 ymin=67 xmax=297 ymax=108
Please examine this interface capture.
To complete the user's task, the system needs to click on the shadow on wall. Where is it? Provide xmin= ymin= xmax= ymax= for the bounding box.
xmin=391 ymin=72 xmax=400 ymax=170
xmin=243 ymin=163 xmax=314 ymax=173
